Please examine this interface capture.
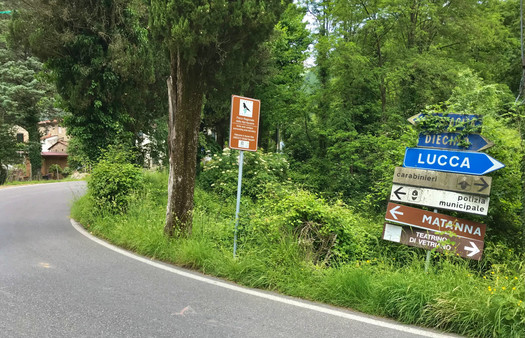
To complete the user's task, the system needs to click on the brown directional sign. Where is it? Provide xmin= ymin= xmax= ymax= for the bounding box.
xmin=383 ymin=223 xmax=484 ymax=260
xmin=385 ymin=202 xmax=486 ymax=241
xmin=229 ymin=95 xmax=261 ymax=152
xmin=393 ymin=167 xmax=492 ymax=196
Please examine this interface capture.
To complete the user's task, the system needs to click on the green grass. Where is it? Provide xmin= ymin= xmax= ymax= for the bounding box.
xmin=3 ymin=177 xmax=84 ymax=186
xmin=71 ymin=171 xmax=525 ymax=338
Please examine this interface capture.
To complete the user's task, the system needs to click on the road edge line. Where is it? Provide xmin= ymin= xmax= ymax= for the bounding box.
xmin=70 ymin=219 xmax=455 ymax=338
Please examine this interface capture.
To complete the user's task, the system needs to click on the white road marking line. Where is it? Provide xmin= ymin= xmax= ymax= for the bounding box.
xmin=70 ymin=219 xmax=455 ymax=338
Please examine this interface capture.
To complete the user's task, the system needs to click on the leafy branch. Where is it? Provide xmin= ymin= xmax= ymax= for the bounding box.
xmin=415 ymin=105 xmax=482 ymax=149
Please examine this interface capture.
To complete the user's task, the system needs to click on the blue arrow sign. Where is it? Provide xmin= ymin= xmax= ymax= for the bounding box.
xmin=417 ymin=133 xmax=493 ymax=151
xmin=408 ymin=113 xmax=482 ymax=130
xmin=403 ymin=148 xmax=505 ymax=175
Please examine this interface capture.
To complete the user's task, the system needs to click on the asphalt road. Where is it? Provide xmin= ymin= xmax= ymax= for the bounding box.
xmin=0 ymin=182 xmax=456 ymax=337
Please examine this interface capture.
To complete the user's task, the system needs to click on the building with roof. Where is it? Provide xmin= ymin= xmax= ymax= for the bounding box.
xmin=41 ymin=140 xmax=69 ymax=177
xmin=14 ymin=120 xmax=70 ymax=179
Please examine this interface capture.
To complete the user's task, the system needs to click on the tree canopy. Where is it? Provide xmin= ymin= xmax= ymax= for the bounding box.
xmin=11 ymin=0 xmax=168 ymax=163
xmin=0 ymin=0 xmax=59 ymax=178
xmin=148 ymin=0 xmax=291 ymax=236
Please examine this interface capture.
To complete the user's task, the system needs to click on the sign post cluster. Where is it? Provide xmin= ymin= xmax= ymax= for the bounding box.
xmin=229 ymin=95 xmax=261 ymax=257
xmin=382 ymin=113 xmax=505 ymax=262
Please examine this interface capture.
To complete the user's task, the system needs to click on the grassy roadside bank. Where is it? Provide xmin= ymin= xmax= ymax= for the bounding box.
xmin=0 ymin=177 xmax=85 ymax=189
xmin=71 ymin=170 xmax=524 ymax=337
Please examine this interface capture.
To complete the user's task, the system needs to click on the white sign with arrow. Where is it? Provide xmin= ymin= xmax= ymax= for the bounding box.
xmin=390 ymin=184 xmax=490 ymax=216
xmin=464 ymin=241 xmax=481 ymax=257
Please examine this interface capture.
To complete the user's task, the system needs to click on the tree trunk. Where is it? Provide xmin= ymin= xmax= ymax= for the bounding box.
xmin=376 ymin=38 xmax=387 ymax=118
xmin=407 ymin=0 xmax=419 ymax=49
xmin=215 ymin=118 xmax=228 ymax=149
xmin=164 ymin=50 xmax=204 ymax=237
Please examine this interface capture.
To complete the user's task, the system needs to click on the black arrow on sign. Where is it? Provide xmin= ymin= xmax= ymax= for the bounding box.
xmin=393 ymin=187 xmax=406 ymax=200
xmin=474 ymin=177 xmax=489 ymax=192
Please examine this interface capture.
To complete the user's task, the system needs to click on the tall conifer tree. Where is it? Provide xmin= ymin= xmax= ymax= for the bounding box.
xmin=149 ymin=0 xmax=290 ymax=236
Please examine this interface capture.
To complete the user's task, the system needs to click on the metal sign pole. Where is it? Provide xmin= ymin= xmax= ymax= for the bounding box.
xmin=424 ymin=251 xmax=431 ymax=273
xmin=233 ymin=150 xmax=244 ymax=258
xmin=425 ymin=208 xmax=439 ymax=273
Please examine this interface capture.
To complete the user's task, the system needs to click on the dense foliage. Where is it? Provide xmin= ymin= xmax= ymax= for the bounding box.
xmin=199 ymin=148 xmax=290 ymax=199
xmin=0 ymin=1 xmax=59 ymax=179
xmin=10 ymin=0 xmax=168 ymax=163
xmin=0 ymin=124 xmax=18 ymax=183
xmin=88 ymin=146 xmax=143 ymax=212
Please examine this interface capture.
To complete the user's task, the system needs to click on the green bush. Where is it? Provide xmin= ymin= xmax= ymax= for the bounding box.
xmin=287 ymin=129 xmax=415 ymax=212
xmin=0 ymin=165 xmax=7 ymax=185
xmin=199 ymin=148 xmax=289 ymax=199
xmin=48 ymin=164 xmax=62 ymax=178
xmin=61 ymin=166 xmax=72 ymax=177
xmin=88 ymin=146 xmax=143 ymax=212
xmin=246 ymin=184 xmax=381 ymax=265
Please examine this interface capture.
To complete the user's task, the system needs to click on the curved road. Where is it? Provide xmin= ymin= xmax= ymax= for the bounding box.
xmin=0 ymin=182 xmax=455 ymax=337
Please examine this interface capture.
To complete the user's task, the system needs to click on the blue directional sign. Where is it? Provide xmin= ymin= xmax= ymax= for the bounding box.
xmin=403 ymin=148 xmax=505 ymax=175
xmin=408 ymin=113 xmax=482 ymax=130
xmin=417 ymin=133 xmax=493 ymax=151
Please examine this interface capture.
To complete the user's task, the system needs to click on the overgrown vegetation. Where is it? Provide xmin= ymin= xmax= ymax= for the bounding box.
xmin=72 ymin=167 xmax=524 ymax=337
xmin=87 ymin=146 xmax=143 ymax=212
xmin=199 ymin=148 xmax=290 ymax=199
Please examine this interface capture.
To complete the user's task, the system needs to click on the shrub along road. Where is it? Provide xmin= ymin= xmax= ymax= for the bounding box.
xmin=0 ymin=182 xmax=454 ymax=337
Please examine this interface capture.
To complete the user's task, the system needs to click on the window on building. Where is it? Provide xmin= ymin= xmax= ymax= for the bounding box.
xmin=16 ymin=133 xmax=24 ymax=143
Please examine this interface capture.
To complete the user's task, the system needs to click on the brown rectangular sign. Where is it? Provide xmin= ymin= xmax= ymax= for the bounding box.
xmin=229 ymin=95 xmax=261 ymax=152
xmin=393 ymin=167 xmax=492 ymax=196
xmin=383 ymin=223 xmax=484 ymax=260
xmin=385 ymin=202 xmax=486 ymax=241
